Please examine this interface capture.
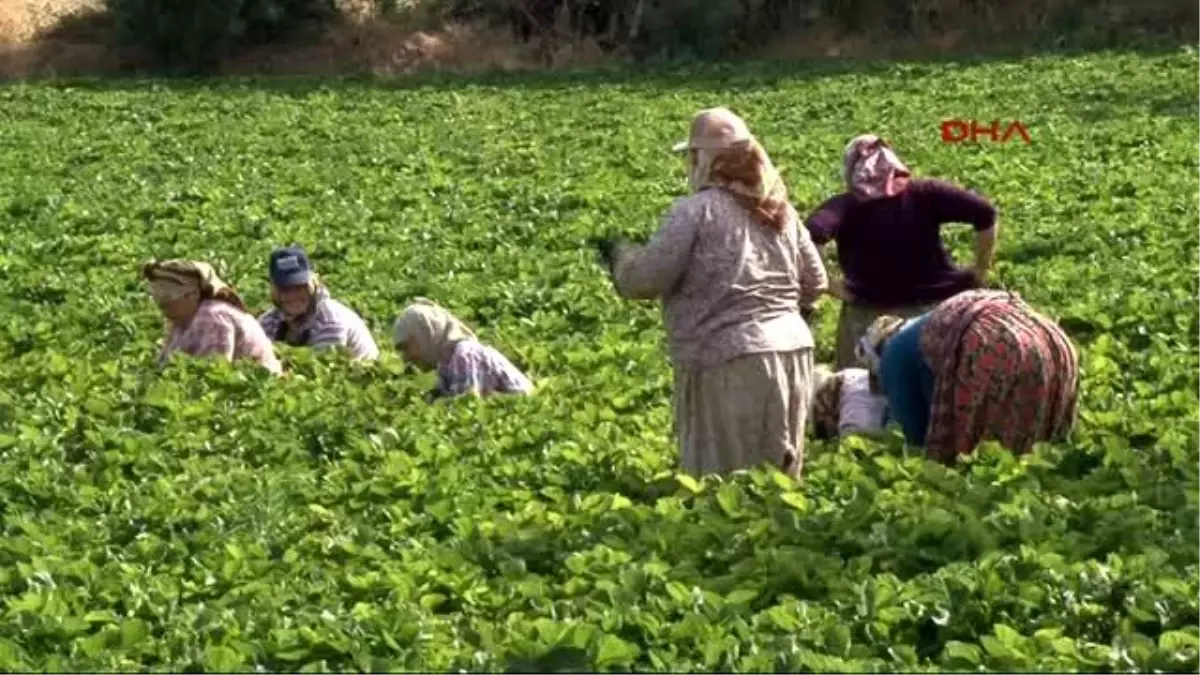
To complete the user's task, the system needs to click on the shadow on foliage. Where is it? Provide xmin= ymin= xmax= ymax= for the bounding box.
xmin=503 ymin=646 xmax=593 ymax=673
xmin=1060 ymin=84 xmax=1199 ymax=123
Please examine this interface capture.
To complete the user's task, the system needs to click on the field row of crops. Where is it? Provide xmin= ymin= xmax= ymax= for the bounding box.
xmin=0 ymin=49 xmax=1197 ymax=671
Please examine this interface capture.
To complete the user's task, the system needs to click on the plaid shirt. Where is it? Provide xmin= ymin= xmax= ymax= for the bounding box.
xmin=259 ymin=289 xmax=379 ymax=361
xmin=436 ymin=340 xmax=533 ymax=397
xmin=159 ymin=300 xmax=282 ymax=374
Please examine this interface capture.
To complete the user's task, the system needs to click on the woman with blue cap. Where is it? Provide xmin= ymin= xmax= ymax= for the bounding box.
xmin=258 ymin=245 xmax=380 ymax=361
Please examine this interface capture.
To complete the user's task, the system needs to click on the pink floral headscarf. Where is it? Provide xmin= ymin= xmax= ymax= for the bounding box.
xmin=843 ymin=134 xmax=911 ymax=200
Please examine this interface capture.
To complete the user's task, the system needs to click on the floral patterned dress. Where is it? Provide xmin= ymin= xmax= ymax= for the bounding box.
xmin=917 ymin=289 xmax=1079 ymax=462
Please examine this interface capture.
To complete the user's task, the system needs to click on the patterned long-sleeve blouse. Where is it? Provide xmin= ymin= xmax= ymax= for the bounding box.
xmin=612 ymin=188 xmax=828 ymax=369
xmin=436 ymin=340 xmax=533 ymax=397
xmin=159 ymin=300 xmax=282 ymax=374
xmin=259 ymin=288 xmax=380 ymax=361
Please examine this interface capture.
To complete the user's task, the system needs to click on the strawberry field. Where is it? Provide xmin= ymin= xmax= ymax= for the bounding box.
xmin=0 ymin=49 xmax=1197 ymax=672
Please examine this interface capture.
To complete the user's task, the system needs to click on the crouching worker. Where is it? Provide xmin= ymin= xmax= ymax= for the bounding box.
xmin=857 ymin=289 xmax=1079 ymax=464
xmin=392 ymin=299 xmax=533 ymax=399
xmin=142 ymin=259 xmax=282 ymax=375
xmin=258 ymin=246 xmax=379 ymax=361
xmin=810 ymin=364 xmax=888 ymax=440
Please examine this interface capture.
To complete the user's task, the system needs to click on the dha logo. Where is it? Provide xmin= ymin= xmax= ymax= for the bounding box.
xmin=941 ymin=120 xmax=1032 ymax=144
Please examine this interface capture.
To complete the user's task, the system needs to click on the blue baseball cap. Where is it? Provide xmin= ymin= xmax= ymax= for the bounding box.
xmin=268 ymin=246 xmax=313 ymax=287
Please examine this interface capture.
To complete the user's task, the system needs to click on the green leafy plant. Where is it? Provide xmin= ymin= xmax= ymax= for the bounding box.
xmin=0 ymin=51 xmax=1195 ymax=671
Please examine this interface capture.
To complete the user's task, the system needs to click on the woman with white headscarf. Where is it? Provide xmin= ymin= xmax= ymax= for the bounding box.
xmin=142 ymin=259 xmax=282 ymax=375
xmin=805 ymin=135 xmax=1000 ymax=369
xmin=392 ymin=299 xmax=533 ymax=399
xmin=809 ymin=363 xmax=888 ymax=440
xmin=594 ymin=107 xmax=828 ymax=479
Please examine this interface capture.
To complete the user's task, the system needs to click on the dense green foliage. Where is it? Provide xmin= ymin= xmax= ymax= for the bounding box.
xmin=104 ymin=0 xmax=338 ymax=74
xmin=0 ymin=50 xmax=1197 ymax=671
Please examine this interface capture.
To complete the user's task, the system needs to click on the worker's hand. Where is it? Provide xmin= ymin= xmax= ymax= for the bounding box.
xmin=587 ymin=237 xmax=620 ymax=274
xmin=800 ymin=304 xmax=816 ymax=322
xmin=826 ymin=278 xmax=855 ymax=303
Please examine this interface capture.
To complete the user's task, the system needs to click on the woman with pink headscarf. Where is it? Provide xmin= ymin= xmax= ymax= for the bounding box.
xmin=806 ymin=135 xmax=1000 ymax=369
xmin=594 ymin=107 xmax=828 ymax=480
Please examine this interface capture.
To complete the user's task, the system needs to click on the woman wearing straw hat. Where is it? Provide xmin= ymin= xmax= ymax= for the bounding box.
xmin=142 ymin=259 xmax=282 ymax=375
xmin=806 ymin=134 xmax=1000 ymax=369
xmin=594 ymin=107 xmax=828 ymax=479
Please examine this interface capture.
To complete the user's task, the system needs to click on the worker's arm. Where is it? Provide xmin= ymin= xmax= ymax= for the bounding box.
xmin=972 ymin=223 xmax=999 ymax=285
xmin=796 ymin=221 xmax=829 ymax=308
xmin=876 ymin=323 xmax=932 ymax=447
xmin=927 ymin=180 xmax=999 ymax=285
xmin=803 ymin=195 xmax=854 ymax=301
xmin=611 ymin=200 xmax=698 ymax=300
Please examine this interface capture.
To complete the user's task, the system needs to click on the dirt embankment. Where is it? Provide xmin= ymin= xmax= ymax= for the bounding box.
xmin=0 ymin=0 xmax=1019 ymax=79
xmin=2 ymin=0 xmax=106 ymax=77
xmin=0 ymin=0 xmax=626 ymax=79
xmin=1 ymin=0 xmax=86 ymax=45
xmin=1 ymin=0 xmax=1194 ymax=79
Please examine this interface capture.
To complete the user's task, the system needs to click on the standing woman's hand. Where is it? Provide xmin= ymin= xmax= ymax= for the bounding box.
xmin=826 ymin=278 xmax=856 ymax=303
xmin=587 ymin=237 xmax=620 ymax=275
xmin=971 ymin=264 xmax=990 ymax=287
xmin=956 ymin=264 xmax=989 ymax=290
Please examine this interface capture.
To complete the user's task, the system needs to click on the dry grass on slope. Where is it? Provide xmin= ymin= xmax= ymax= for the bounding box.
xmin=1 ymin=0 xmax=115 ymax=78
xmin=0 ymin=0 xmax=620 ymax=79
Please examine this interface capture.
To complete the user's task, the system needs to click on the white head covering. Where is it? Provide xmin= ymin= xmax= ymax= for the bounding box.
xmin=811 ymin=364 xmax=835 ymax=404
xmin=392 ymin=299 xmax=477 ymax=366
xmin=671 ymin=107 xmax=754 ymax=153
xmin=142 ymin=259 xmax=246 ymax=311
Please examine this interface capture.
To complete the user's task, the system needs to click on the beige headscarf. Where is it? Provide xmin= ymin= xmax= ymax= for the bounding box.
xmin=392 ymin=299 xmax=477 ymax=366
xmin=843 ymin=134 xmax=911 ymax=200
xmin=810 ymin=364 xmax=843 ymax=440
xmin=142 ymin=259 xmax=246 ymax=312
xmin=673 ymin=107 xmax=791 ymax=232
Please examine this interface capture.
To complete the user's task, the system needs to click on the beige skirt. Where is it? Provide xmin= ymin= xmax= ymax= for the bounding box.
xmin=834 ymin=301 xmax=937 ymax=369
xmin=673 ymin=349 xmax=813 ymax=479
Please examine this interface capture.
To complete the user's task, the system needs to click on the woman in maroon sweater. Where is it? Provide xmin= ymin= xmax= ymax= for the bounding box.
xmin=806 ymin=134 xmax=1000 ymax=368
